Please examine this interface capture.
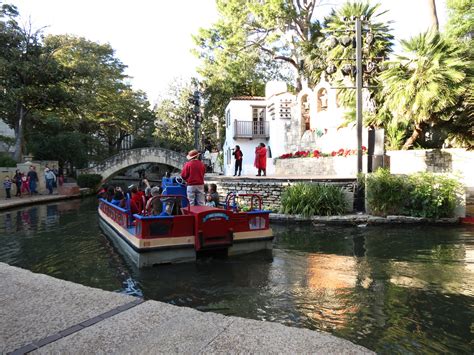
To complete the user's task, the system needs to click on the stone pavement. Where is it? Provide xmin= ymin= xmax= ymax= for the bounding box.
xmin=0 ymin=263 xmax=372 ymax=354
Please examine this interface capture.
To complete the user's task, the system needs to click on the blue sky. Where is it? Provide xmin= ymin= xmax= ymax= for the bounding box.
xmin=12 ymin=0 xmax=446 ymax=104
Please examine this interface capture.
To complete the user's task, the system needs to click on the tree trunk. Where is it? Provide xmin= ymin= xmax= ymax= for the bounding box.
xmin=402 ymin=123 xmax=424 ymax=149
xmin=13 ymin=103 xmax=26 ymax=162
xmin=427 ymin=0 xmax=439 ymax=31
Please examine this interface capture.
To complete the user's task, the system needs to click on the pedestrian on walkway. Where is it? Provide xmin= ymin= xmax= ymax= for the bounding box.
xmin=255 ymin=143 xmax=267 ymax=176
xmin=232 ymin=145 xmax=243 ymax=176
xmin=52 ymin=165 xmax=59 ymax=188
xmin=181 ymin=149 xmax=206 ymax=206
xmin=27 ymin=166 xmax=39 ymax=195
xmin=13 ymin=170 xmax=22 ymax=197
xmin=58 ymin=166 xmax=64 ymax=186
xmin=3 ymin=176 xmax=12 ymax=199
xmin=21 ymin=175 xmax=30 ymax=195
xmin=44 ymin=167 xmax=57 ymax=195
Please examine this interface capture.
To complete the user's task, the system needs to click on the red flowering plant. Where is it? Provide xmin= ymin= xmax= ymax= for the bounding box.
xmin=277 ymin=147 xmax=367 ymax=159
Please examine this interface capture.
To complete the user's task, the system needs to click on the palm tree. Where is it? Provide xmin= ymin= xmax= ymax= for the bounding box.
xmin=380 ymin=31 xmax=468 ymax=149
xmin=307 ymin=1 xmax=394 ymax=123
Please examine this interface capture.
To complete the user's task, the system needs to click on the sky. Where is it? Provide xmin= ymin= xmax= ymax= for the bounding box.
xmin=11 ymin=0 xmax=447 ymax=104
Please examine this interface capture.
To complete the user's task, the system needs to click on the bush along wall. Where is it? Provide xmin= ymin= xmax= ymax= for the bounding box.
xmin=366 ymin=169 xmax=463 ymax=218
xmin=77 ymin=174 xmax=102 ymax=189
xmin=280 ymin=183 xmax=347 ymax=217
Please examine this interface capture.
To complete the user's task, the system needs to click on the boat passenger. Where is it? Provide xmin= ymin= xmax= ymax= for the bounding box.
xmin=97 ymin=184 xmax=108 ymax=199
xmin=129 ymin=185 xmax=144 ymax=214
xmin=209 ymin=183 xmax=220 ymax=207
xmin=145 ymin=186 xmax=163 ymax=215
xmin=111 ymin=189 xmax=125 ymax=208
xmin=106 ymin=186 xmax=115 ymax=202
xmin=205 ymin=194 xmax=216 ymax=207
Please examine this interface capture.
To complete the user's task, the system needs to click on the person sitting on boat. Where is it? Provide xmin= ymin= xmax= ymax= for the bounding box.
xmin=106 ymin=186 xmax=115 ymax=202
xmin=205 ymin=194 xmax=216 ymax=207
xmin=145 ymin=186 xmax=163 ymax=215
xmin=97 ymin=184 xmax=108 ymax=199
xmin=208 ymin=183 xmax=220 ymax=207
xmin=129 ymin=185 xmax=145 ymax=214
xmin=111 ymin=188 xmax=125 ymax=208
xmin=181 ymin=149 xmax=206 ymax=206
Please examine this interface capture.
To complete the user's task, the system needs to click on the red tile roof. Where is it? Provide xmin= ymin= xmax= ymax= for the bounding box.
xmin=231 ymin=96 xmax=265 ymax=101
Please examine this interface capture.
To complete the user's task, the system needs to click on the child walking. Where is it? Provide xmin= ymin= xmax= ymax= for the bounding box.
xmin=21 ymin=175 xmax=30 ymax=195
xmin=3 ymin=176 xmax=12 ymax=199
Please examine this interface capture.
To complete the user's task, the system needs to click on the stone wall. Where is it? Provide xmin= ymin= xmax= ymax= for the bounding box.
xmin=387 ymin=149 xmax=473 ymax=186
xmin=207 ymin=179 xmax=355 ymax=212
xmin=387 ymin=149 xmax=474 ymax=217
xmin=275 ymin=156 xmax=368 ymax=176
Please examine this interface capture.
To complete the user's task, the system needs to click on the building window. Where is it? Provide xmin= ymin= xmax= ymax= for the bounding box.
xmin=252 ymin=106 xmax=265 ymax=135
xmin=301 ymin=95 xmax=310 ymax=132
xmin=226 ymin=110 xmax=231 ymax=127
xmin=317 ymin=88 xmax=328 ymax=112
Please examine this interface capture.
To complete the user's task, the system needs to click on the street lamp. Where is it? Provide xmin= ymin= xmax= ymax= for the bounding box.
xmin=188 ymin=90 xmax=202 ymax=150
xmin=325 ymin=16 xmax=384 ymax=175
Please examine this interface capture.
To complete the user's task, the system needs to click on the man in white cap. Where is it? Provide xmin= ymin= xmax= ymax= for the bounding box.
xmin=181 ymin=149 xmax=206 ymax=206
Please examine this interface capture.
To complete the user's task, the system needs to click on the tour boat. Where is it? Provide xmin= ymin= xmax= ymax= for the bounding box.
xmin=98 ymin=179 xmax=273 ymax=267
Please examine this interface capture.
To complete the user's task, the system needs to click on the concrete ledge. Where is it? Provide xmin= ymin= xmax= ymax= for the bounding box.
xmin=0 ymin=194 xmax=82 ymax=211
xmin=0 ymin=263 xmax=371 ymax=354
xmin=270 ymin=213 xmax=460 ymax=225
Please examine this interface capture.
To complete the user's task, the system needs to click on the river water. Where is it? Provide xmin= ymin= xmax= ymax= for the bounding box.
xmin=0 ymin=198 xmax=472 ymax=353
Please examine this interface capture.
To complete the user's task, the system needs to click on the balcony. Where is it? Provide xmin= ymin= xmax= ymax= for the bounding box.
xmin=233 ymin=120 xmax=269 ymax=139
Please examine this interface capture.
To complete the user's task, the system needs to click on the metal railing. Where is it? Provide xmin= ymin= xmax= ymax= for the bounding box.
xmin=233 ymin=120 xmax=269 ymax=139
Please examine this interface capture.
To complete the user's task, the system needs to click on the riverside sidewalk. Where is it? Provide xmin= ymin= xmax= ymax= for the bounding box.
xmin=0 ymin=193 xmax=82 ymax=211
xmin=0 ymin=263 xmax=372 ymax=354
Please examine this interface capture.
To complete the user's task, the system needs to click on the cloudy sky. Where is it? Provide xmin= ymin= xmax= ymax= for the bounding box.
xmin=11 ymin=0 xmax=447 ymax=104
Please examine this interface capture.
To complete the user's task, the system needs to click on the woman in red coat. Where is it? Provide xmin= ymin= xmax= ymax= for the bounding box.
xmin=256 ymin=143 xmax=267 ymax=176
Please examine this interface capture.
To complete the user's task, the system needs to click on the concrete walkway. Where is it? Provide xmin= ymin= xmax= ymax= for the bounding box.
xmin=0 ymin=263 xmax=372 ymax=354
xmin=0 ymin=193 xmax=82 ymax=211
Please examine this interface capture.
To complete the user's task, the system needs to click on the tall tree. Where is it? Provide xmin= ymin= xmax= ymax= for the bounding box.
xmin=316 ymin=1 xmax=393 ymax=127
xmin=0 ymin=4 xmax=68 ymax=161
xmin=153 ymin=79 xmax=198 ymax=152
xmin=380 ymin=31 xmax=468 ymax=149
xmin=426 ymin=0 xmax=439 ymax=31
xmin=445 ymin=0 xmax=473 ymax=40
xmin=45 ymin=35 xmax=154 ymax=155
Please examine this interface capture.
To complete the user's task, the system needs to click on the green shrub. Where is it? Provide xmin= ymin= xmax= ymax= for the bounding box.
xmin=366 ymin=169 xmax=463 ymax=218
xmin=280 ymin=183 xmax=347 ymax=217
xmin=407 ymin=172 xmax=462 ymax=218
xmin=366 ymin=168 xmax=409 ymax=216
xmin=77 ymin=174 xmax=102 ymax=189
xmin=0 ymin=153 xmax=17 ymax=167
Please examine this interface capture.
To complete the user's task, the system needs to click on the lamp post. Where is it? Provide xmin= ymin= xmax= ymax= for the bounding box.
xmin=325 ymin=16 xmax=382 ymax=174
xmin=189 ymin=90 xmax=201 ymax=150
xmin=355 ymin=17 xmax=363 ymax=175
xmin=325 ymin=16 xmax=386 ymax=211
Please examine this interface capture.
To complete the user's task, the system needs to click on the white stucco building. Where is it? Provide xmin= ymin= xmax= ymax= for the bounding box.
xmin=222 ymin=80 xmax=383 ymax=177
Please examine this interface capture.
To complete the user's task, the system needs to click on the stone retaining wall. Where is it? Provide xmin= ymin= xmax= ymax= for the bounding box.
xmin=270 ymin=213 xmax=460 ymax=225
xmin=207 ymin=179 xmax=355 ymax=212
xmin=275 ymin=156 xmax=368 ymax=176
xmin=387 ymin=149 xmax=473 ymax=186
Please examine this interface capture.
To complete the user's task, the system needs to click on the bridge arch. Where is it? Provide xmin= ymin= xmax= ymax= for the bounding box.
xmin=79 ymin=147 xmax=187 ymax=181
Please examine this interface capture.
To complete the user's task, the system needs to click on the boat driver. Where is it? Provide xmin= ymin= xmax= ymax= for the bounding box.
xmin=181 ymin=149 xmax=206 ymax=206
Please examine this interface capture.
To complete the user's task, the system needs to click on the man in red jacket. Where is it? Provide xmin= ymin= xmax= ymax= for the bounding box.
xmin=181 ymin=149 xmax=206 ymax=206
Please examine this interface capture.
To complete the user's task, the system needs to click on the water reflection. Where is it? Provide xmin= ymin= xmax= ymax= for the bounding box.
xmin=0 ymin=199 xmax=473 ymax=353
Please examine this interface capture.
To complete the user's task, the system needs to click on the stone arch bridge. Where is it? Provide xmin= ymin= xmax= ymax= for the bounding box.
xmin=79 ymin=147 xmax=186 ymax=181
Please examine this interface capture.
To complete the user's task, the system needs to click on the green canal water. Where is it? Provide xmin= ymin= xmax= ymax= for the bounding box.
xmin=0 ymin=197 xmax=473 ymax=353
